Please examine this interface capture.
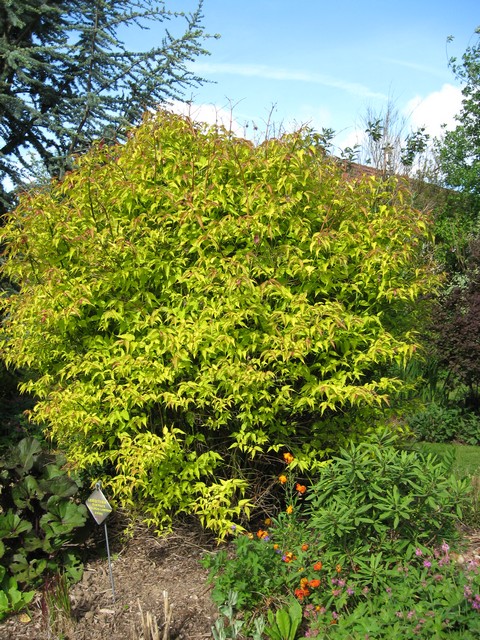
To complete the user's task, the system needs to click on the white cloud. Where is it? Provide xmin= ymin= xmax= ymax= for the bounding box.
xmin=335 ymin=128 xmax=364 ymax=154
xmin=404 ymin=84 xmax=463 ymax=138
xmin=296 ymin=105 xmax=333 ymax=130
xmin=192 ymin=62 xmax=388 ymax=100
xmin=163 ymin=100 xmax=246 ymax=138
xmin=266 ymin=105 xmax=334 ymax=136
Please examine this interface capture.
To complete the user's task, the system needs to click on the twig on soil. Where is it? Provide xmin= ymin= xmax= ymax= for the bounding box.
xmin=163 ymin=590 xmax=173 ymax=640
xmin=135 ymin=593 xmax=172 ymax=640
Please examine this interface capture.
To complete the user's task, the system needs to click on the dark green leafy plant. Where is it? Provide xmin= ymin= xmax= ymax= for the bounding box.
xmin=407 ymin=403 xmax=480 ymax=445
xmin=210 ymin=590 xmax=266 ymax=640
xmin=0 ymin=573 xmax=35 ymax=621
xmin=0 ymin=437 xmax=88 ymax=620
xmin=304 ymin=431 xmax=470 ymax=568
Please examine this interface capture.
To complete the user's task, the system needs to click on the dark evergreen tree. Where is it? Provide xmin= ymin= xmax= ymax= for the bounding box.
xmin=0 ymin=0 xmax=212 ymax=210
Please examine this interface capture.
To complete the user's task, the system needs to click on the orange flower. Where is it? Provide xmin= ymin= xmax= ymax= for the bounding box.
xmin=283 ymin=452 xmax=294 ymax=464
xmin=300 ymin=577 xmax=310 ymax=589
xmin=294 ymin=587 xmax=310 ymax=600
xmin=283 ymin=551 xmax=294 ymax=563
xmin=296 ymin=483 xmax=307 ymax=494
xmin=256 ymin=529 xmax=268 ymax=539
xmin=301 ymin=543 xmax=309 ymax=551
xmin=336 ymin=564 xmax=342 ymax=573
xmin=313 ymin=561 xmax=323 ymax=571
xmin=309 ymin=579 xmax=321 ymax=588
xmin=279 ymin=474 xmax=288 ymax=484
xmin=286 ymin=505 xmax=293 ymax=515
xmin=264 ymin=518 xmax=272 ymax=526
xmin=273 ymin=543 xmax=279 ymax=550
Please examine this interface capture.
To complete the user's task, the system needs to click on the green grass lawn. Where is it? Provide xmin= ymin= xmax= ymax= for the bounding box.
xmin=413 ymin=442 xmax=480 ymax=529
xmin=415 ymin=442 xmax=480 ymax=478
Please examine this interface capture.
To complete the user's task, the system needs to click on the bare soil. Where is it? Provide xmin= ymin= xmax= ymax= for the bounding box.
xmin=0 ymin=518 xmax=220 ymax=640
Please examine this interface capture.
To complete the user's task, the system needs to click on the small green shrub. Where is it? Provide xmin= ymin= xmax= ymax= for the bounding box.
xmin=204 ymin=433 xmax=476 ymax=637
xmin=304 ymin=431 xmax=471 ymax=567
xmin=0 ymin=437 xmax=88 ymax=620
xmin=202 ymin=532 xmax=289 ymax=611
xmin=408 ymin=403 xmax=480 ymax=445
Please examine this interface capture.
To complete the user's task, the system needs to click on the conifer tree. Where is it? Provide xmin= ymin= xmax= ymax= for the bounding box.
xmin=0 ymin=0 xmax=211 ymax=210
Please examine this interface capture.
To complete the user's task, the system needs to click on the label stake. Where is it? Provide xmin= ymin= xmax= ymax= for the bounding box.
xmin=86 ymin=481 xmax=116 ymax=602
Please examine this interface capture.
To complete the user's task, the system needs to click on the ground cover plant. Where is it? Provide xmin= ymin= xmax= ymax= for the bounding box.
xmin=0 ymin=111 xmax=437 ymax=536
xmin=203 ymin=433 xmax=480 ymax=638
xmin=0 ymin=437 xmax=87 ymax=620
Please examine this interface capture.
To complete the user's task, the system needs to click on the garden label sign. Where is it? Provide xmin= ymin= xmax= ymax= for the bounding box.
xmin=86 ymin=482 xmax=116 ymax=600
xmin=86 ymin=485 xmax=112 ymax=525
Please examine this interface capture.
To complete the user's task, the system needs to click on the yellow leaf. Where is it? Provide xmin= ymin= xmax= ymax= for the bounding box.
xmin=18 ymin=613 xmax=31 ymax=624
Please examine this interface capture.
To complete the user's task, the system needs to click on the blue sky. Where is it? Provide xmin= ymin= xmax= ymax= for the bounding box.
xmin=131 ymin=1 xmax=478 ymax=149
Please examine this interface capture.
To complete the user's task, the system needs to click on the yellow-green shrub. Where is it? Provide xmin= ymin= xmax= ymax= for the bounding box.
xmin=1 ymin=112 xmax=436 ymax=535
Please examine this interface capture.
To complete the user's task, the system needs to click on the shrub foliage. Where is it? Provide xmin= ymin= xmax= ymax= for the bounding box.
xmin=0 ymin=112 xmax=435 ymax=533
xmin=433 ymin=237 xmax=480 ymax=410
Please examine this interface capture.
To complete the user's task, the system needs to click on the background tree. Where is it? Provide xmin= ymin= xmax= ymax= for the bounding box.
xmin=0 ymin=0 xmax=212 ymax=212
xmin=439 ymin=27 xmax=480 ymax=208
xmin=432 ymin=27 xmax=480 ymax=273
xmin=351 ymin=102 xmax=431 ymax=177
